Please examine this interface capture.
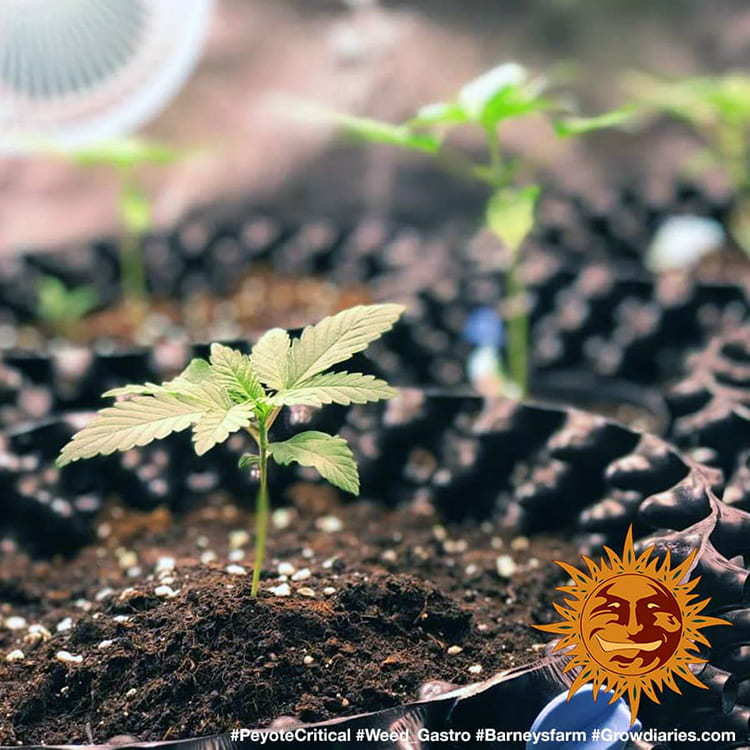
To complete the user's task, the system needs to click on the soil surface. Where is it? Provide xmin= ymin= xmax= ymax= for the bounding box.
xmin=21 ymin=268 xmax=371 ymax=350
xmin=0 ymin=493 xmax=576 ymax=745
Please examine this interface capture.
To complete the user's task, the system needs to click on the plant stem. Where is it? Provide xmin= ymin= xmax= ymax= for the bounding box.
xmin=120 ymin=229 xmax=147 ymax=305
xmin=505 ymin=255 xmax=528 ymax=397
xmin=483 ymin=124 xmax=528 ymax=395
xmin=485 ymin=125 xmax=503 ymax=186
xmin=118 ymin=171 xmax=148 ymax=311
xmin=250 ymin=418 xmax=270 ymax=597
xmin=435 ymin=145 xmax=497 ymax=188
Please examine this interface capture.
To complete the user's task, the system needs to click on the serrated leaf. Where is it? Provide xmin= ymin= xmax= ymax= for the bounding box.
xmin=250 ymin=328 xmax=291 ymax=390
xmin=192 ymin=402 xmax=254 ymax=455
xmin=269 ymin=372 xmax=397 ymax=407
xmin=103 ymin=358 xmax=213 ymax=398
xmin=209 ymin=343 xmax=265 ymax=402
xmin=178 ymin=358 xmax=214 ymax=385
xmin=286 ymin=304 xmax=404 ymax=387
xmin=56 ymin=393 xmax=206 ymax=466
xmin=269 ymin=431 xmax=359 ymax=494
xmin=189 ymin=381 xmax=234 ymax=410
xmin=103 ymin=382 xmax=167 ymax=398
xmin=486 ymin=185 xmax=540 ymax=254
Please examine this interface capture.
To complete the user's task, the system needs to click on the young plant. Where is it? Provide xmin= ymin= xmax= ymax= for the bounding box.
xmin=320 ymin=63 xmax=629 ymax=397
xmin=71 ymin=138 xmax=184 ymax=312
xmin=55 ymin=303 xmax=404 ymax=596
xmin=36 ymin=275 xmax=99 ymax=339
xmin=625 ymin=72 xmax=750 ymax=255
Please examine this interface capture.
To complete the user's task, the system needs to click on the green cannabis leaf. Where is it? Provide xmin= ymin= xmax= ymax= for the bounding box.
xmin=553 ymin=106 xmax=638 ymax=137
xmin=36 ymin=276 xmax=98 ymax=335
xmin=268 ymin=372 xmax=396 ymax=407
xmin=270 ymin=431 xmax=359 ymax=494
xmin=177 ymin=358 xmax=215 ymax=384
xmin=56 ymin=303 xmax=405 ymax=596
xmin=193 ymin=401 xmax=255 ymax=455
xmin=333 ymin=113 xmax=441 ymax=154
xmin=57 ymin=392 xmax=207 ymax=465
xmin=72 ymin=138 xmax=184 ymax=169
xmin=210 ymin=343 xmax=265 ymax=402
xmin=409 ymin=101 xmax=468 ymax=128
xmin=457 ymin=63 xmax=550 ymax=128
xmin=67 ymin=137 xmax=192 ymax=309
xmin=486 ymin=185 xmax=540 ymax=254
xmin=102 ymin=382 xmax=170 ymax=398
xmin=285 ymin=304 xmax=404 ymax=386
xmin=250 ymin=328 xmax=291 ymax=390
xmin=103 ymin=358 xmax=213 ymax=398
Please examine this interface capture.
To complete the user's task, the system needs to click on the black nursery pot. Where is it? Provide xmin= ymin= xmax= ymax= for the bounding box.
xmin=1 ymin=390 xmax=748 ymax=748
xmin=0 ymin=186 xmax=747 ymax=445
xmin=0 ymin=388 xmax=684 ymax=554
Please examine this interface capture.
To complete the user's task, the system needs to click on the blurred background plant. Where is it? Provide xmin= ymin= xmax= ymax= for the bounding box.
xmin=68 ymin=139 xmax=186 ymax=316
xmin=626 ymin=72 xmax=750 ymax=255
xmin=318 ymin=62 xmax=627 ymax=396
xmin=35 ymin=276 xmax=99 ymax=340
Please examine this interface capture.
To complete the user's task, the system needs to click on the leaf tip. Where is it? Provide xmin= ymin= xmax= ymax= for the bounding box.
xmin=385 ymin=302 xmax=407 ymax=318
xmin=55 ymin=453 xmax=71 ymax=469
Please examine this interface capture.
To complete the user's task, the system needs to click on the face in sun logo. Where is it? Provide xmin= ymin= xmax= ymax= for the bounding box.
xmin=535 ymin=527 xmax=729 ymax=724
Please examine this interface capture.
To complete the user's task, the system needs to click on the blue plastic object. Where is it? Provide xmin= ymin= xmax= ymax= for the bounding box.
xmin=527 ymin=684 xmax=641 ymax=749
xmin=463 ymin=307 xmax=504 ymax=348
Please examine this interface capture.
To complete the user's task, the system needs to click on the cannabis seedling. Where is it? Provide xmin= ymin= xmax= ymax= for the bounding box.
xmin=36 ymin=275 xmax=98 ymax=339
xmin=56 ymin=303 xmax=404 ymax=596
xmin=321 ymin=63 xmax=630 ymax=397
xmin=72 ymin=138 xmax=184 ymax=311
xmin=626 ymin=72 xmax=750 ymax=255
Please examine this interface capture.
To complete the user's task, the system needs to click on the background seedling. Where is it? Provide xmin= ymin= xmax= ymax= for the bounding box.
xmin=56 ymin=303 xmax=404 ymax=596
xmin=35 ymin=275 xmax=99 ymax=339
xmin=626 ymin=72 xmax=750 ymax=255
xmin=70 ymin=138 xmax=185 ymax=314
xmin=321 ymin=62 xmax=629 ymax=397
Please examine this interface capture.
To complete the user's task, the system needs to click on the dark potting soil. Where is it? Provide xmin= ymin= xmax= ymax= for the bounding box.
xmin=0 ymin=493 xmax=576 ymax=745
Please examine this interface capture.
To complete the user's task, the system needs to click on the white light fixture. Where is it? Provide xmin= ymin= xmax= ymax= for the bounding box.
xmin=0 ymin=0 xmax=214 ymax=152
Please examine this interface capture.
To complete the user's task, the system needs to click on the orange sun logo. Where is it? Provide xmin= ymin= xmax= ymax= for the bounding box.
xmin=536 ymin=527 xmax=729 ymax=724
